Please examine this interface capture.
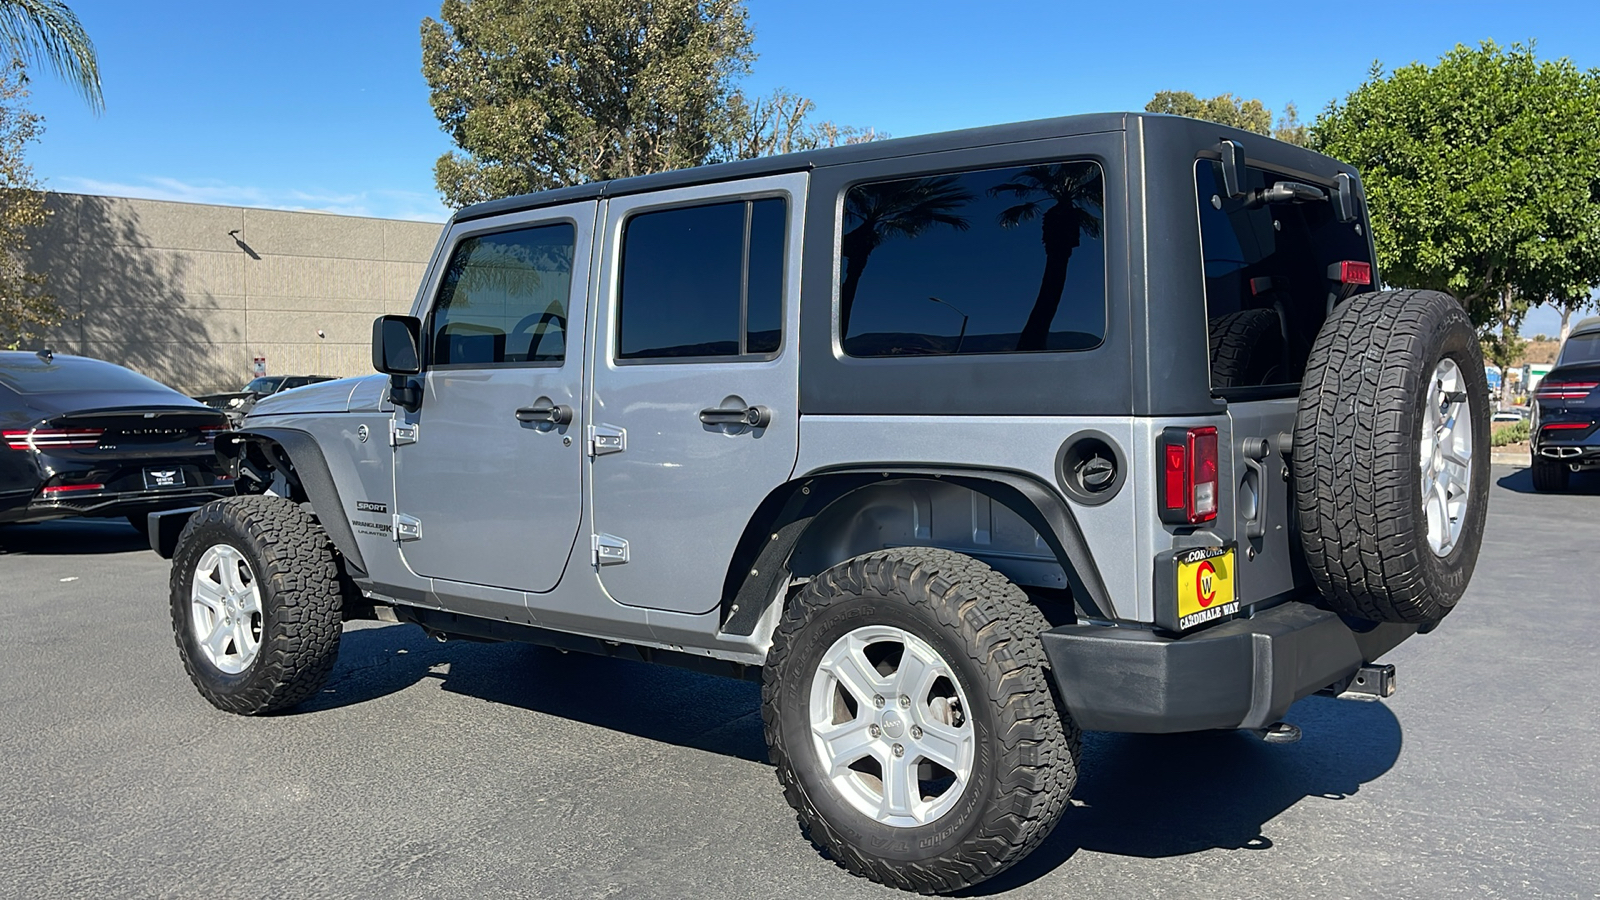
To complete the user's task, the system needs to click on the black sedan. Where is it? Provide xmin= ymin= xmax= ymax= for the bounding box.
xmin=1 ymin=350 xmax=234 ymax=527
xmin=1531 ymin=316 xmax=1600 ymax=492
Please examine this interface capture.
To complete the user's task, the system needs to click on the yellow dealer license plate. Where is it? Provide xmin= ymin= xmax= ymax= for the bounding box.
xmin=1176 ymin=547 xmax=1238 ymax=630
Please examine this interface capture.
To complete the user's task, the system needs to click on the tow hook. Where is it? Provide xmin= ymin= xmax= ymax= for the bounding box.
xmin=1248 ymin=722 xmax=1302 ymax=744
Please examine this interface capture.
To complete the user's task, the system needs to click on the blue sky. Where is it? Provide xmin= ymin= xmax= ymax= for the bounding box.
xmin=24 ymin=0 xmax=1600 ymax=332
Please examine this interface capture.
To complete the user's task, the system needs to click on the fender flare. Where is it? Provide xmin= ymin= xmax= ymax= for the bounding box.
xmin=718 ymin=465 xmax=1115 ymax=635
xmin=218 ymin=426 xmax=369 ymax=578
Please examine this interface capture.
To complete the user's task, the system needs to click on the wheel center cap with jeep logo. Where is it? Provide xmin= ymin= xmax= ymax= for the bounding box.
xmin=880 ymin=710 xmax=905 ymax=739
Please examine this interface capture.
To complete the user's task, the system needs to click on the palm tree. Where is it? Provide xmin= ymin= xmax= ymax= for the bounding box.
xmin=839 ymin=176 xmax=972 ymax=337
xmin=1 ymin=0 xmax=101 ymax=111
xmin=989 ymin=164 xmax=1102 ymax=351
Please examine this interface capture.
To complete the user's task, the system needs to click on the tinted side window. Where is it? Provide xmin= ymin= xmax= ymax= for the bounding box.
xmin=429 ymin=223 xmax=576 ymax=367
xmin=618 ymin=197 xmax=787 ymax=361
xmin=839 ymin=162 xmax=1106 ymax=357
xmin=1195 ymin=160 xmax=1371 ymax=393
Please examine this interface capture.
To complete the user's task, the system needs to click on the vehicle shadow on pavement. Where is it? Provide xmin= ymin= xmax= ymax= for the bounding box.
xmin=310 ymin=622 xmax=1402 ymax=888
xmin=1495 ymin=466 xmax=1600 ymax=495
xmin=966 ymin=694 xmax=1403 ymax=894
xmin=302 ymin=623 xmax=770 ymax=762
xmin=0 ymin=518 xmax=149 ymax=555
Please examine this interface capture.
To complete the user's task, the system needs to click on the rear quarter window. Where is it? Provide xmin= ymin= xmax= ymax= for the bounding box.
xmin=838 ymin=161 xmax=1107 ymax=357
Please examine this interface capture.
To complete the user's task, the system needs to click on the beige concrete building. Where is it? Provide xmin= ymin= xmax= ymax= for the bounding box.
xmin=25 ymin=193 xmax=444 ymax=394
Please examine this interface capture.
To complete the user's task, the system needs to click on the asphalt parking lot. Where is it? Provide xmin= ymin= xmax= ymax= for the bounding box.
xmin=2 ymin=465 xmax=1596 ymax=899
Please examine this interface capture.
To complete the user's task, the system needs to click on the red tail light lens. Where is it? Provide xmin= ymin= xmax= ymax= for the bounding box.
xmin=3 ymin=428 xmax=105 ymax=451
xmin=1160 ymin=426 xmax=1220 ymax=525
xmin=1190 ymin=427 xmax=1219 ymax=520
xmin=1163 ymin=444 xmax=1187 ymax=511
xmin=41 ymin=482 xmax=105 ymax=494
xmin=1536 ymin=381 xmax=1598 ymax=401
xmin=1541 ymin=422 xmax=1593 ymax=432
xmin=1335 ymin=260 xmax=1372 ymax=285
xmin=199 ymin=425 xmax=227 ymax=442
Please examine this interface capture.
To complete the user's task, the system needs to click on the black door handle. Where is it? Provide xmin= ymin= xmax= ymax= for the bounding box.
xmin=699 ymin=405 xmax=772 ymax=428
xmin=516 ymin=404 xmax=573 ymax=425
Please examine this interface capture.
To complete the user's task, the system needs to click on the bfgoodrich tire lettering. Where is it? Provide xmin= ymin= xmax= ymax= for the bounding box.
xmin=169 ymin=495 xmax=344 ymax=715
xmin=1293 ymin=289 xmax=1491 ymax=624
xmin=762 ymin=548 xmax=1078 ymax=894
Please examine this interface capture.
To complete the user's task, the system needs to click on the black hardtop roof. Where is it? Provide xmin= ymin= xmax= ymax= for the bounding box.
xmin=453 ymin=112 xmax=1350 ymax=224
xmin=455 ymin=111 xmax=1143 ymax=223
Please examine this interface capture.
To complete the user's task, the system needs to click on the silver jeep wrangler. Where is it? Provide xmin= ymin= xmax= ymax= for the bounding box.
xmin=155 ymin=113 xmax=1489 ymax=894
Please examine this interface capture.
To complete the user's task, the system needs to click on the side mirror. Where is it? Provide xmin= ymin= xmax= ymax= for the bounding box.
xmin=373 ymin=315 xmax=421 ymax=375
xmin=1217 ymin=139 xmax=1247 ymax=200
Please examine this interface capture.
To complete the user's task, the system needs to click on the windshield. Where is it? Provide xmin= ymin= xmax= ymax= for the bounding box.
xmin=0 ymin=354 xmax=176 ymax=395
xmin=1195 ymin=160 xmax=1373 ymax=395
xmin=243 ymin=377 xmax=286 ymax=394
xmin=1558 ymin=333 xmax=1600 ymax=366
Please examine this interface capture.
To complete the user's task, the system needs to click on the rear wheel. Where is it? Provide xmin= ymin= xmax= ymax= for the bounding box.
xmin=762 ymin=548 xmax=1077 ymax=894
xmin=1294 ymin=289 xmax=1491 ymax=624
xmin=1530 ymin=455 xmax=1570 ymax=492
xmin=169 ymin=495 xmax=343 ymax=714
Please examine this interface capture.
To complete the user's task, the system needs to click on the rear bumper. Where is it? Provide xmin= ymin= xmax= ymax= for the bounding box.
xmin=1040 ymin=602 xmax=1417 ymax=733
xmin=0 ymin=486 xmax=232 ymax=524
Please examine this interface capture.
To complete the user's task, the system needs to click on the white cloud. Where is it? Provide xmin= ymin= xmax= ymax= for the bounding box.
xmin=52 ymin=176 xmax=450 ymax=223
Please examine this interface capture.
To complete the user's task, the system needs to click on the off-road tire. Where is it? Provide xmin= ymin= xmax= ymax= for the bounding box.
xmin=1294 ymin=289 xmax=1490 ymax=624
xmin=1208 ymin=308 xmax=1285 ymax=388
xmin=762 ymin=548 xmax=1078 ymax=894
xmin=1530 ymin=455 xmax=1570 ymax=492
xmin=169 ymin=495 xmax=343 ymax=714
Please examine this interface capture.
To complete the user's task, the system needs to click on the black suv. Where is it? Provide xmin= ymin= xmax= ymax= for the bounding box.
xmin=1531 ymin=315 xmax=1600 ymax=491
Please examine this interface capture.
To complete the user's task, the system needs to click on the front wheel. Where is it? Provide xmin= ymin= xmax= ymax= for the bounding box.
xmin=169 ymin=496 xmax=344 ymax=715
xmin=762 ymin=548 xmax=1078 ymax=894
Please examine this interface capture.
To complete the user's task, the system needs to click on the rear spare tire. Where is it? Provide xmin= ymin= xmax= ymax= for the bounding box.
xmin=1208 ymin=308 xmax=1285 ymax=388
xmin=1294 ymin=289 xmax=1490 ymax=624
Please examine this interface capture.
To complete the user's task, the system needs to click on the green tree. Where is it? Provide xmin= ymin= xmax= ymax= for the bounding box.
xmin=989 ymin=164 xmax=1103 ymax=351
xmin=423 ymin=0 xmax=756 ymax=206
xmin=1144 ymin=90 xmax=1307 ymax=145
xmin=0 ymin=60 xmax=54 ymax=348
xmin=1311 ymin=42 xmax=1600 ymax=403
xmin=0 ymin=0 xmax=101 ymax=111
xmin=838 ymin=177 xmax=972 ymax=337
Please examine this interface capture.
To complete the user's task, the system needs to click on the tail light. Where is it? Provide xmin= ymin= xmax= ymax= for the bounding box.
xmin=199 ymin=425 xmax=228 ymax=443
xmin=1328 ymin=260 xmax=1372 ymax=285
xmin=41 ymin=482 xmax=105 ymax=494
xmin=3 ymin=428 xmax=105 ymax=451
xmin=1160 ymin=426 xmax=1219 ymax=525
xmin=1540 ymin=422 xmax=1594 ymax=435
xmin=1536 ymin=381 xmax=1598 ymax=401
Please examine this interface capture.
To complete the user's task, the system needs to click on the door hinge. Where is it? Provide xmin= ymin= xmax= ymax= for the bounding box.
xmin=591 ymin=533 xmax=629 ymax=565
xmin=589 ymin=423 xmax=625 ymax=457
xmin=390 ymin=420 xmax=418 ymax=447
xmin=393 ymin=513 xmax=422 ymax=542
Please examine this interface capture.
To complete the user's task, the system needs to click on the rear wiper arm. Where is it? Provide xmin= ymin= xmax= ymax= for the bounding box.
xmin=1247 ymin=180 xmax=1327 ymax=208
